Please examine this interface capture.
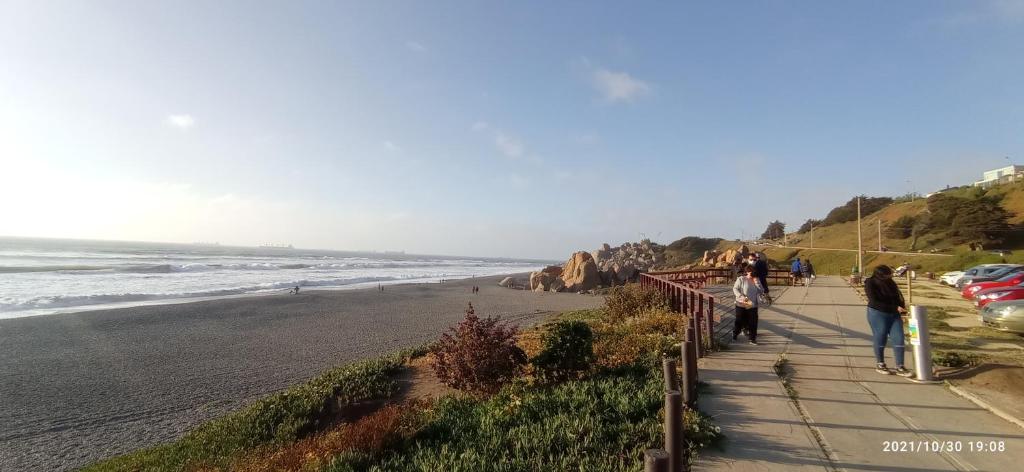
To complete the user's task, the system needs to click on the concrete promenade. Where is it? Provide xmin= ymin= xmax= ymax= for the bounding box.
xmin=695 ymin=276 xmax=1023 ymax=471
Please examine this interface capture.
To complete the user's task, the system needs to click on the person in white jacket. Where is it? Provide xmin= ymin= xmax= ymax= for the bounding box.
xmin=733 ymin=265 xmax=766 ymax=344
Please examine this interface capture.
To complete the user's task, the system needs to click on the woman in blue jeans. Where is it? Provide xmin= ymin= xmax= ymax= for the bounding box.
xmin=864 ymin=265 xmax=913 ymax=377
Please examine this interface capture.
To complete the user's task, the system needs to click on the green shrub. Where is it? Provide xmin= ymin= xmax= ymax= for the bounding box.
xmin=532 ymin=320 xmax=595 ymax=382
xmin=604 ymin=284 xmax=669 ymax=322
xmin=431 ymin=312 xmax=528 ymax=395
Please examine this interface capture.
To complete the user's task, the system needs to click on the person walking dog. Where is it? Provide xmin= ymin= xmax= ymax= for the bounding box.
xmin=733 ymin=265 xmax=765 ymax=345
xmin=864 ymin=265 xmax=913 ymax=377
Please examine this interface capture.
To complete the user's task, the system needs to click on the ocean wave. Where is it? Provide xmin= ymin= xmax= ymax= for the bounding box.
xmin=0 ymin=275 xmax=429 ymax=312
xmin=0 ymin=265 xmax=111 ymax=274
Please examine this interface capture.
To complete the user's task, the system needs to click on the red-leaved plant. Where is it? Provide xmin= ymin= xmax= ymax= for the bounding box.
xmin=430 ymin=310 xmax=527 ymax=395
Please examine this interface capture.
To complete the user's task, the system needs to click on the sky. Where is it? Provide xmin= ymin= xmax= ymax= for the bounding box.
xmin=1 ymin=0 xmax=1023 ymax=260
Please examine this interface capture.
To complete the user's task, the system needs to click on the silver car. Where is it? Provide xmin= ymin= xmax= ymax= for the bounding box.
xmin=980 ymin=300 xmax=1024 ymax=335
xmin=956 ymin=264 xmax=1015 ymax=290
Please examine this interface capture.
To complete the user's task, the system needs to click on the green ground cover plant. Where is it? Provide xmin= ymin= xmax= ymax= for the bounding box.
xmin=85 ymin=354 xmax=406 ymax=471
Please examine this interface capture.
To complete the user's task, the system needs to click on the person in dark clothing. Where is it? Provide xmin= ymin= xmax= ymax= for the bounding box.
xmin=864 ymin=265 xmax=912 ymax=376
xmin=752 ymin=253 xmax=770 ymax=298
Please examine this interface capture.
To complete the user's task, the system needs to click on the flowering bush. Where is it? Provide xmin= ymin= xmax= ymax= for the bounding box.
xmin=430 ymin=312 xmax=528 ymax=395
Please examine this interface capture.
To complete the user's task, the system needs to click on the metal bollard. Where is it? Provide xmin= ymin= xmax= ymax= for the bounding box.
xmin=909 ymin=305 xmax=936 ymax=382
xmin=644 ymin=449 xmax=670 ymax=472
xmin=663 ymin=358 xmax=680 ymax=392
xmin=664 ymin=390 xmax=684 ymax=472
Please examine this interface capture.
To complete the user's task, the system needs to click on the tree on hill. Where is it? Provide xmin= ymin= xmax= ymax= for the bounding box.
xmin=926 ymin=193 xmax=1010 ymax=245
xmin=797 ymin=219 xmax=822 ymax=233
xmin=761 ymin=221 xmax=786 ymax=240
xmin=821 ymin=196 xmax=893 ymax=226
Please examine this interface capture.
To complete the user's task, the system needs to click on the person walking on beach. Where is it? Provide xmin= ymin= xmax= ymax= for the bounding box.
xmin=733 ymin=265 xmax=765 ymax=345
xmin=791 ymin=258 xmax=803 ymax=285
xmin=802 ymin=258 xmax=814 ymax=285
xmin=864 ymin=265 xmax=913 ymax=377
xmin=291 ymin=285 xmax=300 ymax=295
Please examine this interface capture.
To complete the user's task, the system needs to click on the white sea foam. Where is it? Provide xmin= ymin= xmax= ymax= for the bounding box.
xmin=0 ymin=237 xmax=545 ymax=319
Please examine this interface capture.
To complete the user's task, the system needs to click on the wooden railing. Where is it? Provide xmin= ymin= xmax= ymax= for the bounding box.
xmin=640 ymin=267 xmax=795 ymax=355
xmin=639 ymin=272 xmax=716 ymax=355
xmin=648 ymin=267 xmax=797 ymax=286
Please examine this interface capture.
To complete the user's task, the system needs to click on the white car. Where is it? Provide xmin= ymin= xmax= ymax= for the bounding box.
xmin=940 ymin=271 xmax=965 ymax=286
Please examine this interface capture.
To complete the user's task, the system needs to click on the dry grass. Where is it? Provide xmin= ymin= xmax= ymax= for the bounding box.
xmin=229 ymin=402 xmax=424 ymax=472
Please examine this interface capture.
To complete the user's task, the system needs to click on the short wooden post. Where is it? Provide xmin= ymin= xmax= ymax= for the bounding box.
xmin=706 ymin=295 xmax=715 ymax=350
xmin=663 ymin=357 xmax=679 ymax=392
xmin=693 ymin=312 xmax=704 ymax=358
xmin=681 ymin=331 xmax=696 ymax=408
xmin=665 ymin=390 xmax=684 ymax=472
xmin=644 ymin=449 xmax=670 ymax=472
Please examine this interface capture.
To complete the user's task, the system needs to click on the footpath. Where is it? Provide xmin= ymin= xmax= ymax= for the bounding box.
xmin=695 ymin=276 xmax=1024 ymax=472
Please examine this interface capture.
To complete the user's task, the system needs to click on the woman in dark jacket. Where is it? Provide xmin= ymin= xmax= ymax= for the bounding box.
xmin=864 ymin=265 xmax=912 ymax=376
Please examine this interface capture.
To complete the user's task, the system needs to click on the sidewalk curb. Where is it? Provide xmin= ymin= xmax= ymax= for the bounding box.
xmin=946 ymin=383 xmax=1024 ymax=431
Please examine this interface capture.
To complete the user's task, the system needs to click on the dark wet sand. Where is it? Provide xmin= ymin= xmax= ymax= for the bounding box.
xmin=0 ymin=275 xmax=604 ymax=471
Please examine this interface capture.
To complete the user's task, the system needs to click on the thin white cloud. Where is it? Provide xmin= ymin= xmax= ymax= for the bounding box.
xmin=383 ymin=140 xmax=401 ymax=152
xmin=592 ymin=68 xmax=651 ymax=103
xmin=406 ymin=40 xmax=427 ymax=52
xmin=165 ymin=114 xmax=195 ymax=130
xmin=471 ymin=121 xmax=490 ymax=132
xmin=495 ymin=132 xmax=524 ymax=158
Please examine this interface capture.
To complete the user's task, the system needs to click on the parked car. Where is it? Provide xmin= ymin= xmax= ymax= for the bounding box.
xmin=958 ymin=264 xmax=1024 ymax=290
xmin=940 ymin=271 xmax=965 ymax=286
xmin=979 ymin=300 xmax=1024 ymax=335
xmin=956 ymin=264 xmax=1016 ymax=290
xmin=973 ymin=283 xmax=1024 ymax=308
xmin=962 ymin=271 xmax=1024 ymax=299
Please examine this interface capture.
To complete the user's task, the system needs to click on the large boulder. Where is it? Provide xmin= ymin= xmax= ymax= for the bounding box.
xmin=499 ymin=276 xmax=515 ymax=288
xmin=549 ymin=278 xmax=566 ymax=292
xmin=561 ymin=251 xmax=601 ymax=292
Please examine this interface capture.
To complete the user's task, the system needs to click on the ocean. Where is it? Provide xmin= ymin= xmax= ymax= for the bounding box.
xmin=0 ymin=237 xmax=545 ymax=319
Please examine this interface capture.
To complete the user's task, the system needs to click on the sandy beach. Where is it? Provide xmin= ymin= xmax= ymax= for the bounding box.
xmin=0 ymin=275 xmax=604 ymax=471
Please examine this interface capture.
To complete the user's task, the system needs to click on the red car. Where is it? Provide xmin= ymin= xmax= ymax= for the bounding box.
xmin=963 ymin=272 xmax=1024 ymax=299
xmin=974 ymin=283 xmax=1024 ymax=308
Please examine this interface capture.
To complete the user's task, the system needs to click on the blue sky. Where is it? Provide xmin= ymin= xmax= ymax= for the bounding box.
xmin=1 ymin=1 xmax=1022 ymax=259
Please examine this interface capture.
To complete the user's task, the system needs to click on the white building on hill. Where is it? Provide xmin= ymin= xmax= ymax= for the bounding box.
xmin=974 ymin=165 xmax=1024 ymax=188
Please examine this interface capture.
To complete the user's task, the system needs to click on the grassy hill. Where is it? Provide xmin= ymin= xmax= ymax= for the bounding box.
xmin=663 ymin=182 xmax=1024 ymax=275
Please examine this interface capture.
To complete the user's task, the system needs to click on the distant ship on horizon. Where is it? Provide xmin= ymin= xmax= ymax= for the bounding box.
xmin=259 ymin=243 xmax=294 ymax=249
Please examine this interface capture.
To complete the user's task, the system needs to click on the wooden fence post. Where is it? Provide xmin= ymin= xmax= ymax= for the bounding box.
xmin=665 ymin=390 xmax=684 ymax=472
xmin=663 ymin=357 xmax=679 ymax=392
xmin=681 ymin=330 xmax=696 ymax=408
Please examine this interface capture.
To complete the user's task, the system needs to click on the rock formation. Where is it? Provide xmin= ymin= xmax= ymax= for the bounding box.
xmin=561 ymin=251 xmax=601 ymax=292
xmin=700 ymin=244 xmax=751 ymax=267
xmin=522 ymin=239 xmax=665 ymax=293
